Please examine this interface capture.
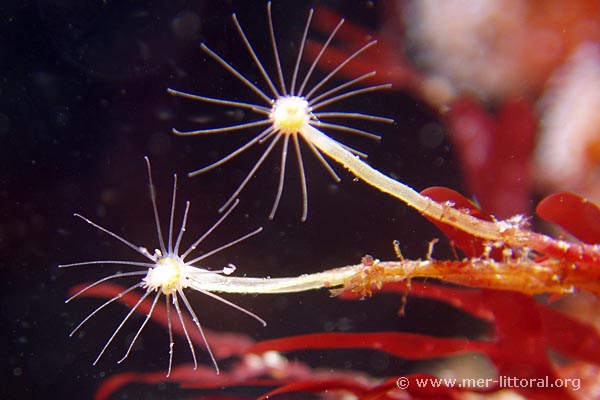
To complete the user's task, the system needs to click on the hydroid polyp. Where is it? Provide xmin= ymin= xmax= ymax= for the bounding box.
xmin=169 ymin=2 xmax=392 ymax=222
xmin=60 ymin=157 xmax=265 ymax=376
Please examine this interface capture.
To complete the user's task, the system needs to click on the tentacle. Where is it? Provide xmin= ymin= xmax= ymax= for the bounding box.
xmin=93 ymin=290 xmax=151 ymax=365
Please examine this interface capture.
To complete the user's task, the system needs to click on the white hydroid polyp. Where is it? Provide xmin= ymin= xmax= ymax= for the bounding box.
xmin=169 ymin=3 xmax=515 ymax=244
xmin=60 ymin=157 xmax=264 ymax=376
xmin=168 ymin=1 xmax=393 ymax=222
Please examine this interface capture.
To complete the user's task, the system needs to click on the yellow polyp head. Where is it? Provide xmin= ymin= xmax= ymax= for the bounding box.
xmin=144 ymin=256 xmax=182 ymax=295
xmin=270 ymin=95 xmax=310 ymax=134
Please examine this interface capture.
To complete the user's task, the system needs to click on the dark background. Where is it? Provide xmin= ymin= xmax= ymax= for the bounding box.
xmin=2 ymin=0 xmax=472 ymax=398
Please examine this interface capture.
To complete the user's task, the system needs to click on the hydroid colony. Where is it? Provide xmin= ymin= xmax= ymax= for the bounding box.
xmin=62 ymin=1 xmax=600 ymax=377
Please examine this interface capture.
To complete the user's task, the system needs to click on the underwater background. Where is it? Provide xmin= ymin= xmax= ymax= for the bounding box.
xmin=9 ymin=0 xmax=596 ymax=398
